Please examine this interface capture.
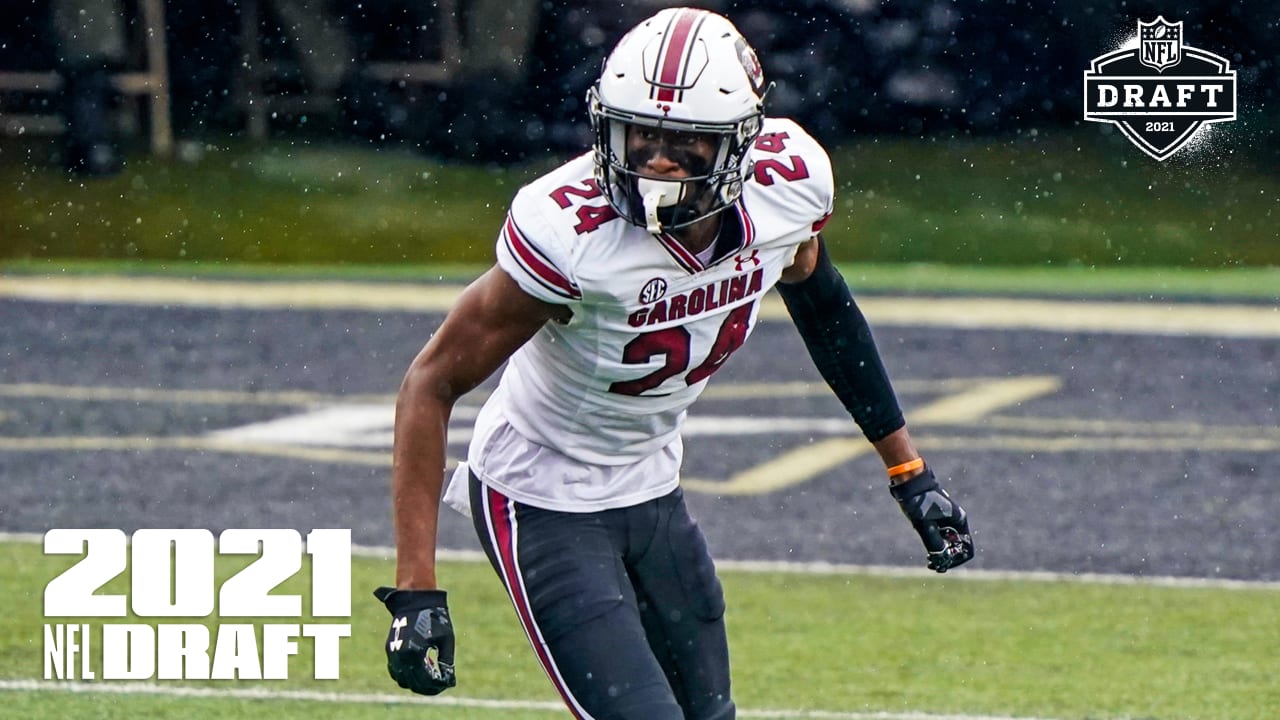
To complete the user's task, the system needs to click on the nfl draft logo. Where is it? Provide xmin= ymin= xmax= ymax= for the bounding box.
xmin=1083 ymin=17 xmax=1236 ymax=160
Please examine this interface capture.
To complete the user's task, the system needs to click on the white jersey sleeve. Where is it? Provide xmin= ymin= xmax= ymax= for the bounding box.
xmin=494 ymin=189 xmax=583 ymax=305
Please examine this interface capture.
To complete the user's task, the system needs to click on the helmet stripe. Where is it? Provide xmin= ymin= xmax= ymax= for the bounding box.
xmin=656 ymin=9 xmax=701 ymax=102
xmin=675 ymin=13 xmax=709 ymax=103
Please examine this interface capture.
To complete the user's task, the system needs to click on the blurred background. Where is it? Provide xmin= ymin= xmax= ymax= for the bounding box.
xmin=1 ymin=0 xmax=1277 ymax=269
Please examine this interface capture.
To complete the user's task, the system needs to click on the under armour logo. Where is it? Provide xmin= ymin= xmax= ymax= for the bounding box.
xmin=389 ymin=615 xmax=407 ymax=651
xmin=734 ymin=250 xmax=760 ymax=271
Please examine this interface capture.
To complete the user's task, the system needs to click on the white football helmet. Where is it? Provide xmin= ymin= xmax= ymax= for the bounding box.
xmin=588 ymin=7 xmax=768 ymax=234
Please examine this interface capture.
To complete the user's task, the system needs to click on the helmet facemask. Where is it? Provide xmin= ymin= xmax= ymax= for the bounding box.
xmin=590 ymin=89 xmax=762 ymax=235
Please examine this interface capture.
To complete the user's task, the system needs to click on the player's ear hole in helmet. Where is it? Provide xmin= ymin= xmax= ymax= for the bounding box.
xmin=588 ymin=7 xmax=769 ymax=234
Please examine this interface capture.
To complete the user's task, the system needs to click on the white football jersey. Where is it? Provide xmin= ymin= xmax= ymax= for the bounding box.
xmin=466 ymin=117 xmax=834 ymax=512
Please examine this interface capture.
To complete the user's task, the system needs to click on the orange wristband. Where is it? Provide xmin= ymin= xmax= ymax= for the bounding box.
xmin=886 ymin=458 xmax=924 ymax=478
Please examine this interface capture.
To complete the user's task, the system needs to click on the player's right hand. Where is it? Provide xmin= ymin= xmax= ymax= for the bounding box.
xmin=373 ymin=586 xmax=457 ymax=695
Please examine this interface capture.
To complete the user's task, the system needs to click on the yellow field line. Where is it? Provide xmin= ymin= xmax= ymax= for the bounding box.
xmin=0 ymin=383 xmax=394 ymax=406
xmin=684 ymin=378 xmax=1061 ymax=495
xmin=3 ymin=276 xmax=1277 ymax=337
xmin=5 ymin=379 xmax=1275 ymax=496
xmin=0 ymin=379 xmax=1008 ymax=407
xmin=908 ymin=377 xmax=1063 ymax=425
xmin=4 ymin=430 xmax=1275 ymax=490
xmin=758 ymin=294 xmax=1280 ymax=338
xmin=683 ymin=432 xmax=1280 ymax=494
xmin=0 ymin=276 xmax=463 ymax=312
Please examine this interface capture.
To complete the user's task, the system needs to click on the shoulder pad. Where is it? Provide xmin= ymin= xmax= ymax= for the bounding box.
xmin=496 ymin=158 xmax=602 ymax=304
xmin=748 ymin=118 xmax=835 ymax=233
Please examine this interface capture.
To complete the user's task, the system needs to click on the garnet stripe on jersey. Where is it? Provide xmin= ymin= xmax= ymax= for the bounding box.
xmin=654 ymin=202 xmax=755 ymax=273
xmin=504 ymin=215 xmax=582 ymax=300
xmin=736 ymin=202 xmax=756 ymax=248
xmin=656 ymin=9 xmax=700 ymax=102
xmin=812 ymin=211 xmax=833 ymax=233
xmin=484 ymin=488 xmax=593 ymax=720
xmin=656 ymin=232 xmax=703 ymax=273
xmin=503 ymin=228 xmax=574 ymax=301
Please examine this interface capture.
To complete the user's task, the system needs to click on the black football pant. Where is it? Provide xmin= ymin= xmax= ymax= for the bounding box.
xmin=470 ymin=472 xmax=735 ymax=720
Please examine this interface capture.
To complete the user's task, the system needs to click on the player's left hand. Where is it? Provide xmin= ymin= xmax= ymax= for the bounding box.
xmin=373 ymin=586 xmax=457 ymax=695
xmin=889 ymin=466 xmax=974 ymax=572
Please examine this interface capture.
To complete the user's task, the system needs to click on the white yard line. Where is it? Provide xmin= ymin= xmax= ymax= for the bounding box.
xmin=3 ymin=532 xmax=1276 ymax=591
xmin=1 ymin=276 xmax=1276 ymax=338
xmin=0 ymin=678 xmax=1065 ymax=720
xmin=432 ymin=548 xmax=1280 ymax=592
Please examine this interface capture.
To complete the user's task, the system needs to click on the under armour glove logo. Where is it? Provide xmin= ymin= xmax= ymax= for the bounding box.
xmin=889 ymin=467 xmax=975 ymax=573
xmin=389 ymin=616 xmax=407 ymax=652
xmin=374 ymin=586 xmax=457 ymax=695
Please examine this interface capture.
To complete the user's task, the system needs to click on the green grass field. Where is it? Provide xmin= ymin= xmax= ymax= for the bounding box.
xmin=3 ymin=539 xmax=1278 ymax=719
xmin=4 ymin=256 xmax=1278 ymax=301
xmin=3 ymin=126 xmax=1278 ymax=269
xmin=3 ymin=125 xmax=1277 ymax=720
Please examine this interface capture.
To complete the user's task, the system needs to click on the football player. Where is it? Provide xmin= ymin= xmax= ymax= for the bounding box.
xmin=374 ymin=7 xmax=974 ymax=718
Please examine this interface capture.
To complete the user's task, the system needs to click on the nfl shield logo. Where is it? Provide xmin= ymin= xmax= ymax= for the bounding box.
xmin=1139 ymin=17 xmax=1182 ymax=72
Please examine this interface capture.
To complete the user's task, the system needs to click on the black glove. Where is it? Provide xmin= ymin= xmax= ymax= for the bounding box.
xmin=889 ymin=466 xmax=974 ymax=573
xmin=373 ymin=586 xmax=457 ymax=695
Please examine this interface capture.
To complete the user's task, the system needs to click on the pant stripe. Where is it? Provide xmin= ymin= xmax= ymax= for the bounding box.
xmin=483 ymin=486 xmax=594 ymax=720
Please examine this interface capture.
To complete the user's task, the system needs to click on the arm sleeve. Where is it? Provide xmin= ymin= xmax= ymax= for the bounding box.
xmin=775 ymin=239 xmax=905 ymax=442
xmin=494 ymin=210 xmax=582 ymax=305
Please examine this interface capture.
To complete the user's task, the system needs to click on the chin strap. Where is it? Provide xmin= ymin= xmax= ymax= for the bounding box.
xmin=636 ymin=177 xmax=686 ymax=234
